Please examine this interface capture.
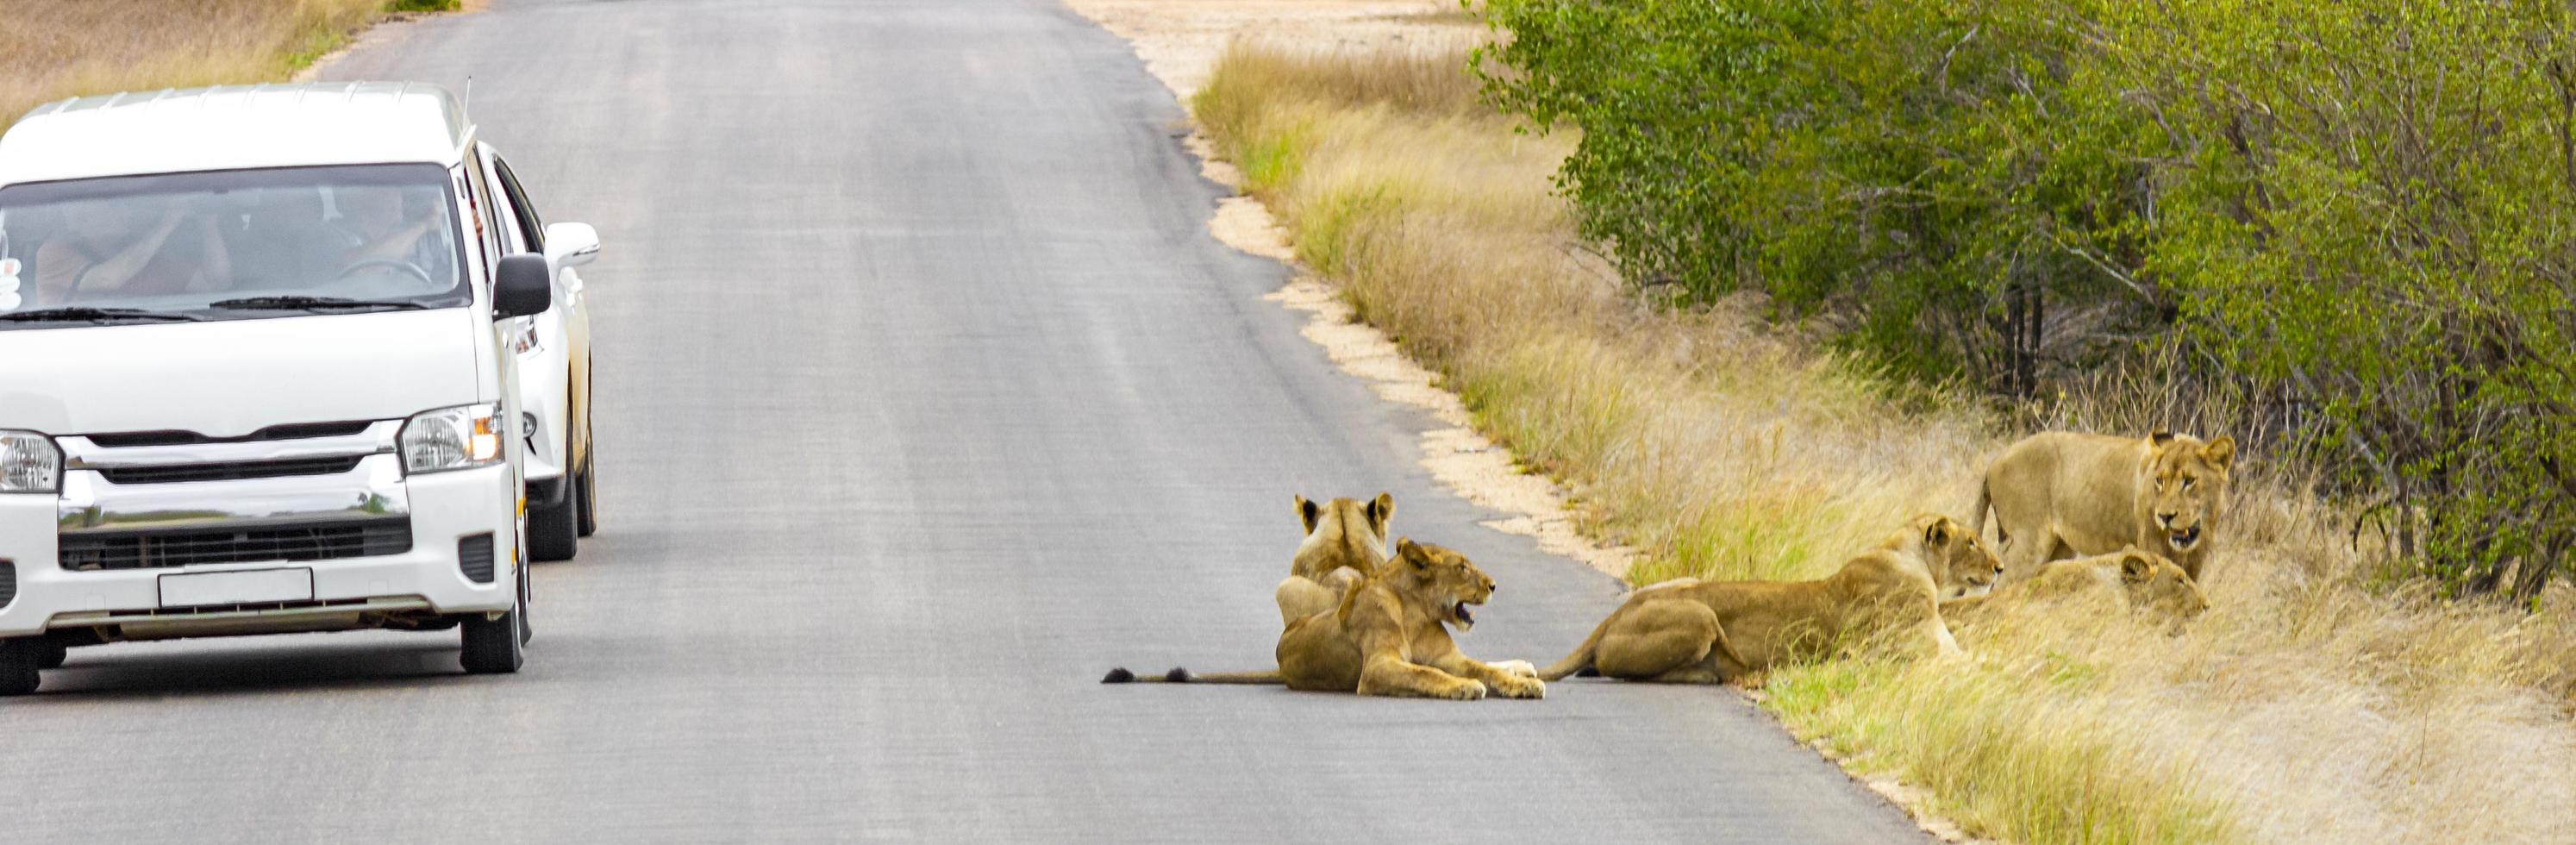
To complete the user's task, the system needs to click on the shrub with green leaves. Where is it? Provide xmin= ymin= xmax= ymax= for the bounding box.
xmin=1477 ymin=0 xmax=2576 ymax=600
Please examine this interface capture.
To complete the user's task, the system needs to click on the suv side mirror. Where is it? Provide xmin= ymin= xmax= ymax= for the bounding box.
xmin=493 ymin=254 xmax=553 ymax=319
xmin=543 ymin=222 xmax=600 ymax=268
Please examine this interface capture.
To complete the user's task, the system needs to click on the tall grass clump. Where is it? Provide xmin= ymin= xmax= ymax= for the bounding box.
xmin=0 ymin=0 xmax=416 ymax=123
xmin=1195 ymin=36 xmax=2576 ymax=844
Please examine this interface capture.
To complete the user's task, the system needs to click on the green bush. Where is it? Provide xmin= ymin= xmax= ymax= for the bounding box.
xmin=1478 ymin=0 xmax=2576 ymax=600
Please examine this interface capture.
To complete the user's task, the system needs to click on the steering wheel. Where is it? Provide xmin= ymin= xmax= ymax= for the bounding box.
xmin=335 ymin=258 xmax=435 ymax=286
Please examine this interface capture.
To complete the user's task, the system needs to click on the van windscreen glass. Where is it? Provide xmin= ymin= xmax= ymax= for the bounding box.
xmin=0 ymin=164 xmax=469 ymax=326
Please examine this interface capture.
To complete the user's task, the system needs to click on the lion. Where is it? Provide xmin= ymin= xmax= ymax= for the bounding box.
xmin=1536 ymin=514 xmax=2001 ymax=684
xmin=1973 ymin=429 xmax=2235 ymax=584
xmin=1272 ymin=493 xmax=1393 ymax=627
xmin=1941 ymin=546 xmax=2210 ymax=634
xmin=1104 ymin=539 xmax=1545 ymax=700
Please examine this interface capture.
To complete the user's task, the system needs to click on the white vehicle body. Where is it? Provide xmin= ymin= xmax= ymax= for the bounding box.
xmin=0 ymin=83 xmax=591 ymax=690
xmin=479 ymin=144 xmax=597 ymax=560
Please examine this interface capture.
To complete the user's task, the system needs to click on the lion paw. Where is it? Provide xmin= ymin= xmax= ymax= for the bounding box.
xmin=1493 ymin=659 xmax=1539 ymax=679
xmin=1491 ymin=674 xmax=1547 ymax=699
xmin=1442 ymin=680 xmax=1490 ymax=701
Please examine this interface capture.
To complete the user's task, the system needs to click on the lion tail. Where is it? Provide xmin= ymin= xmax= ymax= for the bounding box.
xmin=1101 ymin=667 xmax=1284 ymax=685
xmin=1537 ymin=612 xmax=1617 ymax=681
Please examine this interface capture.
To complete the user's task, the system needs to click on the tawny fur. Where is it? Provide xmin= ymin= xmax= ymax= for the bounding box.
xmin=1972 ymin=430 xmax=2235 ymax=585
xmin=1272 ymin=493 xmax=1393 ymax=627
xmin=1943 ymin=546 xmax=2210 ymax=634
xmin=1538 ymin=515 xmax=2001 ymax=684
xmin=1107 ymin=539 xmax=1544 ymax=700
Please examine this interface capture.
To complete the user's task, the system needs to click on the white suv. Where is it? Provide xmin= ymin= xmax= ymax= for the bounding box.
xmin=0 ymin=82 xmax=598 ymax=693
xmin=478 ymin=144 xmax=597 ymax=563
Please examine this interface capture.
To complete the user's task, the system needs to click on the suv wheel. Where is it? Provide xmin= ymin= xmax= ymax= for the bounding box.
xmin=0 ymin=638 xmax=44 ymax=696
xmin=576 ymin=364 xmax=597 ymax=538
xmin=528 ymin=491 xmax=578 ymax=562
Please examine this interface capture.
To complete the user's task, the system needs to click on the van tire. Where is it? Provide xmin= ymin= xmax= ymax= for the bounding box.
xmin=36 ymin=641 xmax=67 ymax=669
xmin=528 ymin=488 xmax=578 ymax=562
xmin=460 ymin=592 xmax=525 ymax=674
xmin=0 ymin=639 xmax=43 ymax=696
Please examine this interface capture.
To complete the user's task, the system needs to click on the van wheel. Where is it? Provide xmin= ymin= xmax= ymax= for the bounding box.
xmin=528 ymin=485 xmax=578 ymax=562
xmin=0 ymin=639 xmax=44 ymax=696
xmin=36 ymin=641 xmax=66 ymax=669
xmin=459 ymin=592 xmax=526 ymax=675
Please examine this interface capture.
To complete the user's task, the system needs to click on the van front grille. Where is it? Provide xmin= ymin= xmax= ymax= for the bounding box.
xmin=58 ymin=519 xmax=411 ymax=571
xmin=82 ymin=421 xmax=375 ymax=448
xmin=97 ymin=456 xmax=366 ymax=485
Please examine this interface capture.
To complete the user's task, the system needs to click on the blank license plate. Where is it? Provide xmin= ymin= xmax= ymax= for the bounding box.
xmin=158 ymin=568 xmax=315 ymax=608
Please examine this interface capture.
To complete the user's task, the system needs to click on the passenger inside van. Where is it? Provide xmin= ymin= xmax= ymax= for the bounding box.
xmin=34 ymin=197 xmax=232 ymax=305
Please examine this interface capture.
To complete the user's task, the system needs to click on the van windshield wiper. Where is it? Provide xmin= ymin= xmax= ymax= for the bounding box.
xmin=206 ymin=296 xmax=428 ymax=312
xmin=0 ymin=306 xmax=206 ymax=323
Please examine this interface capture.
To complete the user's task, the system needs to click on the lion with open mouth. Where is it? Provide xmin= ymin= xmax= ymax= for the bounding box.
xmin=1104 ymin=539 xmax=1544 ymax=700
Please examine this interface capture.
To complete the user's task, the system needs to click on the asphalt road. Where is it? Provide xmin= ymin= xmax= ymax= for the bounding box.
xmin=0 ymin=1 xmax=1923 ymax=841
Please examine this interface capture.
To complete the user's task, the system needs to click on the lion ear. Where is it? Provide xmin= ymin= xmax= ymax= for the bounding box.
xmin=1397 ymin=538 xmax=1429 ymax=567
xmin=1296 ymin=496 xmax=1321 ymax=533
xmin=1923 ymin=516 xmax=1953 ymax=548
xmin=2203 ymin=436 xmax=2236 ymax=472
xmin=1368 ymin=492 xmax=1395 ymax=535
xmin=2120 ymin=553 xmax=2155 ymax=584
xmin=2150 ymin=429 xmax=2176 ymax=448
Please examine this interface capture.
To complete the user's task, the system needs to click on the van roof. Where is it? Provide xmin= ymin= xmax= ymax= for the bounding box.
xmin=0 ymin=82 xmax=471 ymax=186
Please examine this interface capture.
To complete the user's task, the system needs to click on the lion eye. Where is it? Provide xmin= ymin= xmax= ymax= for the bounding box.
xmin=2183 ymin=477 xmax=2196 ymax=490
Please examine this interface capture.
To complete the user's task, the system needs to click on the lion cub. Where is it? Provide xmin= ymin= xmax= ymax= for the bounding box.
xmin=1273 ymin=493 xmax=1394 ymax=627
xmin=1104 ymin=539 xmax=1545 ymax=700
xmin=1974 ymin=429 xmax=2235 ymax=584
xmin=1943 ymin=546 xmax=2209 ymax=633
xmin=1537 ymin=515 xmax=2000 ymax=684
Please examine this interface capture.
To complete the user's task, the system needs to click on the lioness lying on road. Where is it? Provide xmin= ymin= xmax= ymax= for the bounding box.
xmin=1974 ymin=429 xmax=2235 ymax=584
xmin=1104 ymin=539 xmax=1545 ymax=700
xmin=1273 ymin=493 xmax=1393 ymax=626
xmin=1537 ymin=515 xmax=2000 ymax=684
xmin=1942 ymin=546 xmax=2210 ymax=634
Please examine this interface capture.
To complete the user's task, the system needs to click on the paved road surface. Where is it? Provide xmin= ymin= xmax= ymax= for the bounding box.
xmin=1 ymin=1 xmax=1923 ymax=841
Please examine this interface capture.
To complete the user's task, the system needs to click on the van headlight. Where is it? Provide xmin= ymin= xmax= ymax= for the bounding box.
xmin=399 ymin=404 xmax=504 ymax=474
xmin=0 ymin=430 xmax=60 ymax=493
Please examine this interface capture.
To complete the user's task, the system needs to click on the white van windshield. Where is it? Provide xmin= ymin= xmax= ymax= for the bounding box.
xmin=0 ymin=164 xmax=469 ymax=326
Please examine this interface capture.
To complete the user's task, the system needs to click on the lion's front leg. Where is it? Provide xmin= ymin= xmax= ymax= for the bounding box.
xmin=1429 ymin=651 xmax=1546 ymax=699
xmin=1358 ymin=654 xmax=1488 ymax=700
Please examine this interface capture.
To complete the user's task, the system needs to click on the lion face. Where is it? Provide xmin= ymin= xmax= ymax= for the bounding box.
xmin=1919 ymin=515 xmax=2004 ymax=600
xmin=2142 ymin=432 xmax=2235 ymax=554
xmin=1394 ymin=538 xmax=1495 ymax=632
xmin=2114 ymin=548 xmax=2210 ymax=629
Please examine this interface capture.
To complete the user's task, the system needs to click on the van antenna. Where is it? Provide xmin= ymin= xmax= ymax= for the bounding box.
xmin=462 ymin=76 xmax=472 ymax=113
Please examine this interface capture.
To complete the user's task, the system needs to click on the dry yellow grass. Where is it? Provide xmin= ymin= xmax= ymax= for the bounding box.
xmin=1197 ymin=38 xmax=2576 ymax=845
xmin=0 ymin=0 xmax=409 ymax=125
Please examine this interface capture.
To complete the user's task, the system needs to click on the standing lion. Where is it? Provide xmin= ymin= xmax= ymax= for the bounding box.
xmin=1973 ymin=429 xmax=2235 ymax=584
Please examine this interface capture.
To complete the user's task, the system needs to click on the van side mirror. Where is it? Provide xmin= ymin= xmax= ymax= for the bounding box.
xmin=543 ymin=222 xmax=600 ymax=268
xmin=493 ymin=254 xmax=552 ymax=320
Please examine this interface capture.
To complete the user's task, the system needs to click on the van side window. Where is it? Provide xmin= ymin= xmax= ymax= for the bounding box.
xmin=483 ymin=161 xmax=529 ymax=255
xmin=492 ymin=157 xmax=545 ymax=254
xmin=460 ymin=152 xmax=503 ymax=273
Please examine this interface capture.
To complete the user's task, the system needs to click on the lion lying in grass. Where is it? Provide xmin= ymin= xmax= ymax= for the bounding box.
xmin=1537 ymin=515 xmax=2000 ymax=684
xmin=1104 ymin=539 xmax=1544 ymax=700
xmin=1943 ymin=546 xmax=2210 ymax=634
xmin=1273 ymin=493 xmax=1393 ymax=626
xmin=1974 ymin=429 xmax=2235 ymax=584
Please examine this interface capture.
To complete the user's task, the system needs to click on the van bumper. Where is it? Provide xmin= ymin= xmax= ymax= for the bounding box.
xmin=0 ymin=464 xmax=519 ymax=640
